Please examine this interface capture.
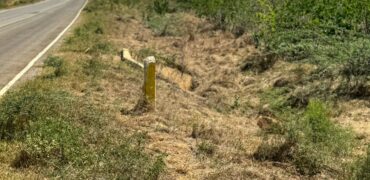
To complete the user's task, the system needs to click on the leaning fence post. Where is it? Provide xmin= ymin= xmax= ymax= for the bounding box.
xmin=143 ymin=56 xmax=156 ymax=110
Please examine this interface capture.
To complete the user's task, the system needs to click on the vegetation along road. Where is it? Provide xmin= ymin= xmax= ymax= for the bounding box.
xmin=0 ymin=0 xmax=368 ymax=179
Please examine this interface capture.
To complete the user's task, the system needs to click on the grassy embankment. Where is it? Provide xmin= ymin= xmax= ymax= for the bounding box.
xmin=0 ymin=0 xmax=369 ymax=179
xmin=0 ymin=0 xmax=40 ymax=9
xmin=0 ymin=0 xmax=165 ymax=179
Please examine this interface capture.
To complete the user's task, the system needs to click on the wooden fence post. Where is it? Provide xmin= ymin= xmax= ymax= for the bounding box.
xmin=143 ymin=56 xmax=156 ymax=110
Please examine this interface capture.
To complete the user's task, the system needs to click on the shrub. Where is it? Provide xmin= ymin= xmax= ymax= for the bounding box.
xmin=153 ymin=0 xmax=170 ymax=15
xmin=287 ymin=100 xmax=354 ymax=175
xmin=179 ymin=0 xmax=256 ymax=35
xmin=63 ymin=18 xmax=110 ymax=54
xmin=83 ymin=57 xmax=106 ymax=79
xmin=255 ymin=100 xmax=354 ymax=175
xmin=44 ymin=56 xmax=67 ymax=77
xmin=0 ymin=82 xmax=74 ymax=140
xmin=94 ymin=133 xmax=165 ymax=179
xmin=145 ymin=13 xmax=187 ymax=36
xmin=12 ymin=118 xmax=84 ymax=168
xmin=338 ymin=40 xmax=370 ymax=97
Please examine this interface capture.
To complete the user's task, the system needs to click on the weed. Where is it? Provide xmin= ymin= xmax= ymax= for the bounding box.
xmin=83 ymin=57 xmax=106 ymax=79
xmin=230 ymin=96 xmax=241 ymax=110
xmin=197 ymin=141 xmax=217 ymax=157
xmin=44 ymin=56 xmax=67 ymax=77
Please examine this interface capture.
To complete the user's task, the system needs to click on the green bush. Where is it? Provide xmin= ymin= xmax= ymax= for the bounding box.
xmin=287 ymin=100 xmax=354 ymax=175
xmin=338 ymin=40 xmax=370 ymax=97
xmin=0 ymin=82 xmax=74 ymax=140
xmin=94 ymin=133 xmax=165 ymax=179
xmin=178 ymin=0 xmax=256 ymax=35
xmin=82 ymin=57 xmax=107 ymax=79
xmin=64 ymin=18 xmax=112 ymax=54
xmin=44 ymin=56 xmax=67 ymax=77
xmin=13 ymin=118 xmax=85 ymax=168
xmin=255 ymin=100 xmax=354 ymax=175
xmin=153 ymin=0 xmax=170 ymax=15
xmin=146 ymin=13 xmax=187 ymax=36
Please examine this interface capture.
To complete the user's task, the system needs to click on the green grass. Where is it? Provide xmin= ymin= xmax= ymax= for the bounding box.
xmin=63 ymin=17 xmax=114 ymax=54
xmin=353 ymin=146 xmax=370 ymax=179
xmin=145 ymin=13 xmax=188 ymax=36
xmin=255 ymin=100 xmax=355 ymax=176
xmin=0 ymin=79 xmax=165 ymax=178
xmin=174 ymin=0 xmax=370 ymax=98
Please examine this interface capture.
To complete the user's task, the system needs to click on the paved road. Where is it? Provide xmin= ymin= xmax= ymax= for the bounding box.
xmin=0 ymin=0 xmax=86 ymax=88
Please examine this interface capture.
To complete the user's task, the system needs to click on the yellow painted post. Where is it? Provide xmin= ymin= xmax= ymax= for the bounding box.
xmin=143 ymin=56 xmax=156 ymax=110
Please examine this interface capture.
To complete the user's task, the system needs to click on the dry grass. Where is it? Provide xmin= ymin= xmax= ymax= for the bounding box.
xmin=0 ymin=0 xmax=368 ymax=179
xmin=100 ymin=5 xmax=369 ymax=178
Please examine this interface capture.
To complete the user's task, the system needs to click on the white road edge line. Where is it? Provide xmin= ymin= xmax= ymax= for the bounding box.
xmin=0 ymin=0 xmax=89 ymax=97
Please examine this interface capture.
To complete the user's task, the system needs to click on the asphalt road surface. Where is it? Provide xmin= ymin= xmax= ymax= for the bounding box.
xmin=0 ymin=0 xmax=86 ymax=89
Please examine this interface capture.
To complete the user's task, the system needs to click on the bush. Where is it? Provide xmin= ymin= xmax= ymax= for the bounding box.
xmin=44 ymin=56 xmax=67 ymax=77
xmin=287 ymin=100 xmax=354 ymax=175
xmin=94 ymin=133 xmax=165 ymax=179
xmin=338 ymin=40 xmax=370 ymax=97
xmin=64 ymin=18 xmax=112 ymax=54
xmin=0 ymin=82 xmax=74 ymax=140
xmin=83 ymin=57 xmax=106 ymax=79
xmin=179 ymin=0 xmax=256 ymax=35
xmin=12 ymin=118 xmax=84 ymax=168
xmin=255 ymin=100 xmax=354 ymax=175
xmin=153 ymin=0 xmax=170 ymax=15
